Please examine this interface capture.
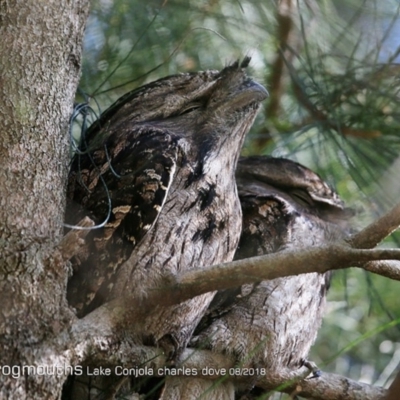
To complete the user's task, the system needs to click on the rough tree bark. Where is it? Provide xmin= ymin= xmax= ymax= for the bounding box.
xmin=0 ymin=1 xmax=90 ymax=398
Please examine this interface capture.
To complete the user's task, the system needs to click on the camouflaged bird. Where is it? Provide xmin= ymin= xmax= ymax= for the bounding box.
xmin=159 ymin=156 xmax=350 ymax=399
xmin=66 ymin=59 xmax=268 ymax=361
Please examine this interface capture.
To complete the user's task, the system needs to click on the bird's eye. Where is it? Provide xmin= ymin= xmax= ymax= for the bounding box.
xmin=179 ymin=103 xmax=202 ymax=115
xmin=290 ymin=189 xmax=314 ymax=207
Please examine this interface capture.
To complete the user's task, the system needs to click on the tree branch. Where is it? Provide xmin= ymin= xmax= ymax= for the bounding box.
xmin=348 ymin=202 xmax=400 ymax=249
xmin=283 ymin=49 xmax=384 ymax=140
xmin=265 ymin=0 xmax=294 ymax=119
xmin=288 ymin=370 xmax=387 ymax=400
xmin=69 ymin=200 xmax=400 ymax=343
xmin=68 ymin=244 xmax=400 ymax=343
xmin=362 ymin=260 xmax=400 ymax=280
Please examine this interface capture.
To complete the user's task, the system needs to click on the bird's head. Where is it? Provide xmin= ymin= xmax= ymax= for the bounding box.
xmin=85 ymin=58 xmax=267 ymax=144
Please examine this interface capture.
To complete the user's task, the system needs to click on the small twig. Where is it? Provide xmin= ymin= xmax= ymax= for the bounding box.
xmin=348 ymin=202 xmax=400 ymax=249
xmin=283 ymin=51 xmax=384 ymax=140
xmin=346 ymin=202 xmax=400 ymax=275
xmin=289 ymin=370 xmax=387 ymax=400
xmin=57 ymin=217 xmax=95 ymax=261
xmin=362 ymin=260 xmax=400 ymax=280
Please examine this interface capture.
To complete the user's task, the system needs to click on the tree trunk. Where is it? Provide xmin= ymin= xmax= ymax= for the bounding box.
xmin=0 ymin=1 xmax=90 ymax=398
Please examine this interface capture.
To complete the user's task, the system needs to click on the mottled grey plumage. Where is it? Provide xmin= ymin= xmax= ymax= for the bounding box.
xmin=66 ymin=60 xmax=267 ymax=361
xmin=160 ymin=156 xmax=350 ymax=399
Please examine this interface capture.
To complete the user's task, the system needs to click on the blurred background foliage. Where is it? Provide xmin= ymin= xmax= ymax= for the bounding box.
xmin=75 ymin=0 xmax=400 ymax=394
